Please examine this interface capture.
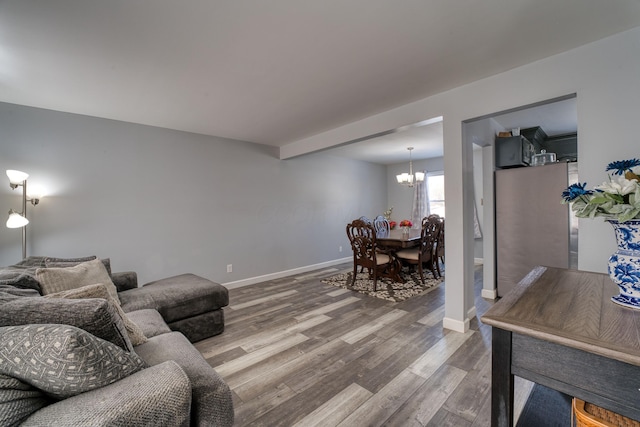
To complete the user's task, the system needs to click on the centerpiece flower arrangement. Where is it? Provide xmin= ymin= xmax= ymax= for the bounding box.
xmin=561 ymin=158 xmax=640 ymax=222
xmin=399 ymin=220 xmax=413 ymax=228
xmin=389 ymin=221 xmax=397 ymax=230
xmin=383 ymin=207 xmax=393 ymax=220
xmin=562 ymin=158 xmax=640 ymax=309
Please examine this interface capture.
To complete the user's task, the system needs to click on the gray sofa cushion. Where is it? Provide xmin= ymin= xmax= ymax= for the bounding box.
xmin=126 ymin=309 xmax=172 ymax=338
xmin=169 ymin=309 xmax=225 ymax=343
xmin=111 ymin=271 xmax=138 ymax=292
xmin=0 ymin=293 xmax=134 ymax=352
xmin=21 ymin=361 xmax=191 ymax=427
xmin=0 ymin=324 xmax=147 ymax=399
xmin=119 ymin=273 xmax=229 ymax=322
xmin=0 ymin=374 xmax=50 ymax=427
xmin=135 ymin=332 xmax=234 ymax=427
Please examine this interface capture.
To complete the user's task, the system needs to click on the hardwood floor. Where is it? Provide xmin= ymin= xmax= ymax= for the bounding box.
xmin=194 ymin=263 xmax=532 ymax=426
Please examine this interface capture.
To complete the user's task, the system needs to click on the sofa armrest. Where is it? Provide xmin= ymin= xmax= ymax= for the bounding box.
xmin=112 ymin=271 xmax=138 ymax=292
xmin=22 ymin=361 xmax=191 ymax=427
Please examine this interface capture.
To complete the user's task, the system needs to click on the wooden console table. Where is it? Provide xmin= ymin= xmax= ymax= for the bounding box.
xmin=481 ymin=266 xmax=640 ymax=426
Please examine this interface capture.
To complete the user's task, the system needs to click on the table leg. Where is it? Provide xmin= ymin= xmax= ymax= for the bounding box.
xmin=387 ymin=253 xmax=404 ymax=283
xmin=492 ymin=327 xmax=514 ymax=427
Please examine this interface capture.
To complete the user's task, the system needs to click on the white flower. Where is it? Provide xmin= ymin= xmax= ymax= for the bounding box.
xmin=595 ymin=176 xmax=639 ymax=196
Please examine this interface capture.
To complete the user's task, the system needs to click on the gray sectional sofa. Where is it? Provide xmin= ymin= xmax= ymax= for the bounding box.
xmin=0 ymin=256 xmax=234 ymax=426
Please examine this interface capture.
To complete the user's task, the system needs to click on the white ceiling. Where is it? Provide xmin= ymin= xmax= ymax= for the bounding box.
xmin=327 ymin=97 xmax=578 ymax=164
xmin=0 ymin=1 xmax=638 ymax=152
xmin=327 ymin=117 xmax=444 ymax=165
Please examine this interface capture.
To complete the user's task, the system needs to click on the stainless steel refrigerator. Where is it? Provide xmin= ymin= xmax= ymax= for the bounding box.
xmin=495 ymin=161 xmax=578 ymax=297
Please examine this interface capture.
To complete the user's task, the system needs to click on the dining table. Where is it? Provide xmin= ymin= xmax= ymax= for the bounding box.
xmin=375 ymin=228 xmax=421 ymax=282
xmin=376 ymin=228 xmax=422 ymax=249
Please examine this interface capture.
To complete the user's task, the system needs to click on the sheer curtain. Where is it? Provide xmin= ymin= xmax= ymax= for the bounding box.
xmin=411 ymin=170 xmax=429 ymax=227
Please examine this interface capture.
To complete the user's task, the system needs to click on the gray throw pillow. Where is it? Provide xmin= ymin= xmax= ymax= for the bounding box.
xmin=0 ymin=257 xmax=47 ymax=293
xmin=36 ymin=259 xmax=120 ymax=304
xmin=0 ymin=292 xmax=134 ymax=352
xmin=44 ymin=256 xmax=112 ymax=277
xmin=46 ymin=284 xmax=148 ymax=346
xmin=0 ymin=373 xmax=50 ymax=427
xmin=0 ymin=324 xmax=147 ymax=399
xmin=43 ymin=256 xmax=96 ymax=264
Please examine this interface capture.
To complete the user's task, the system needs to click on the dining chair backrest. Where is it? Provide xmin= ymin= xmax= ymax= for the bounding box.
xmin=435 ymin=217 xmax=445 ymax=257
xmin=373 ymin=215 xmax=390 ymax=235
xmin=426 ymin=215 xmax=444 ymax=251
xmin=426 ymin=214 xmax=440 ymax=223
xmin=422 ymin=216 xmax=430 ymax=228
xmin=358 ymin=216 xmax=372 ymax=225
xmin=420 ymin=216 xmax=442 ymax=259
xmin=346 ymin=219 xmax=379 ymax=270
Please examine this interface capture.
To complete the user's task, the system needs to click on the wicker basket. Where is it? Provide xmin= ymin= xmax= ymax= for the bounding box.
xmin=573 ymin=398 xmax=640 ymax=427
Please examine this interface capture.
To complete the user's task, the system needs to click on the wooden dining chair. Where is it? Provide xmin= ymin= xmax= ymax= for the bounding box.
xmin=373 ymin=215 xmax=390 ymax=236
xmin=358 ymin=216 xmax=372 ymax=224
xmin=426 ymin=214 xmax=445 ymax=277
xmin=396 ymin=216 xmax=441 ymax=284
xmin=346 ymin=219 xmax=394 ymax=291
xmin=434 ymin=217 xmax=445 ymax=277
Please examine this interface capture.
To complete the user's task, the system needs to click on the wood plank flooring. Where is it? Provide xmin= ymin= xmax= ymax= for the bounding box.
xmin=194 ymin=263 xmax=533 ymax=426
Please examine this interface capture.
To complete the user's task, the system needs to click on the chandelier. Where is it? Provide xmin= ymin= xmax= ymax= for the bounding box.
xmin=396 ymin=147 xmax=425 ymax=187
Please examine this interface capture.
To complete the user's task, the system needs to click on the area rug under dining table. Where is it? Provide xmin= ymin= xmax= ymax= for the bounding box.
xmin=322 ymin=267 xmax=443 ymax=302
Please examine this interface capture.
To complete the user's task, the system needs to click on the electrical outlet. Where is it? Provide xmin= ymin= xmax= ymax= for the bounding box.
xmin=227 ymin=264 xmax=232 ymax=273
xmin=339 ymin=246 xmax=343 ymax=252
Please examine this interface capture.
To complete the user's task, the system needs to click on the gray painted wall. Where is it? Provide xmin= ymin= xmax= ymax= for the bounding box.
xmin=0 ymin=102 xmax=387 ymax=285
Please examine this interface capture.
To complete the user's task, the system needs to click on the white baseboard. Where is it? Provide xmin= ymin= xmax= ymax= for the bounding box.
xmin=223 ymin=257 xmax=351 ymax=289
xmin=481 ymin=288 xmax=498 ymax=300
xmin=442 ymin=316 xmax=470 ymax=333
xmin=467 ymin=306 xmax=477 ymax=319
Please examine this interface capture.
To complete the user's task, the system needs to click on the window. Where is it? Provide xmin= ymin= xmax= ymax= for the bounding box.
xmin=427 ymin=172 xmax=445 ymax=217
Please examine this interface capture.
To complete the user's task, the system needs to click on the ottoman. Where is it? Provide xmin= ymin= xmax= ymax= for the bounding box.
xmin=118 ymin=273 xmax=229 ymax=342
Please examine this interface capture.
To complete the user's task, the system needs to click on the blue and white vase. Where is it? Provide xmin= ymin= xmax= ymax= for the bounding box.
xmin=608 ymin=219 xmax=640 ymax=309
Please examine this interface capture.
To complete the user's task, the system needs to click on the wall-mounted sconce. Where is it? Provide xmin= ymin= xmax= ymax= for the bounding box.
xmin=6 ymin=170 xmax=40 ymax=259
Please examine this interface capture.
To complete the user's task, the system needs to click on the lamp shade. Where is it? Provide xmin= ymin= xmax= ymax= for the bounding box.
xmin=6 ymin=170 xmax=29 ymax=185
xmin=396 ymin=173 xmax=410 ymax=184
xmin=6 ymin=211 xmax=29 ymax=228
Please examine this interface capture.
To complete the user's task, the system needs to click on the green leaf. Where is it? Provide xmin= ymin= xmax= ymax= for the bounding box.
xmin=619 ymin=208 xmax=640 ymax=222
xmin=589 ymin=195 xmax=609 ymax=204
xmin=608 ymin=204 xmax=633 ymax=214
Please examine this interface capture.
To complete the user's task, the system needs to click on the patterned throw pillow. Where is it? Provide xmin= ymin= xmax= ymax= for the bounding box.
xmin=36 ymin=259 xmax=120 ymax=304
xmin=0 ymin=373 xmax=50 ymax=427
xmin=0 ymin=292 xmax=134 ymax=352
xmin=46 ymin=284 xmax=148 ymax=346
xmin=0 ymin=324 xmax=147 ymax=399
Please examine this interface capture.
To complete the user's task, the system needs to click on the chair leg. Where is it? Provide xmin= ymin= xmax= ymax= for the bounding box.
xmin=435 ymin=259 xmax=442 ymax=278
xmin=351 ymin=262 xmax=358 ymax=287
xmin=429 ymin=259 xmax=438 ymax=279
xmin=418 ymin=263 xmax=425 ymax=285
